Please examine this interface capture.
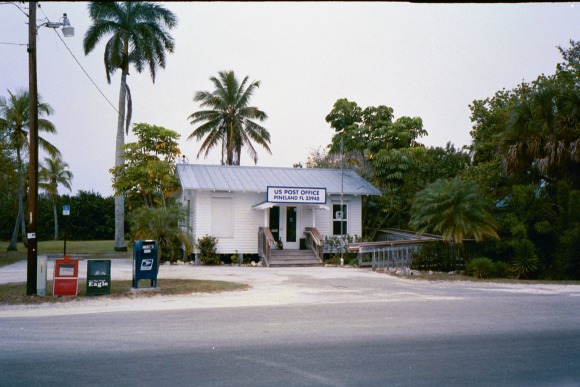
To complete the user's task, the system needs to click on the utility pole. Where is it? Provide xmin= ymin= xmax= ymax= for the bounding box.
xmin=25 ymin=3 xmax=73 ymax=295
xmin=26 ymin=1 xmax=38 ymax=295
xmin=340 ymin=135 xmax=344 ymax=266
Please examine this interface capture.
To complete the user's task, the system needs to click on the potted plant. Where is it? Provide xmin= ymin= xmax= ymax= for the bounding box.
xmin=277 ymin=239 xmax=283 ymax=250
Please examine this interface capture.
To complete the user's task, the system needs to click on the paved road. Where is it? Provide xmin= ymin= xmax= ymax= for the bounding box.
xmin=1 ymin=261 xmax=580 ymax=385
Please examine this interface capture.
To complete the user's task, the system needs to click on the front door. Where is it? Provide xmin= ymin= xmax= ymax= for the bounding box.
xmin=269 ymin=206 xmax=280 ymax=242
xmin=269 ymin=205 xmax=299 ymax=249
xmin=285 ymin=206 xmax=298 ymax=249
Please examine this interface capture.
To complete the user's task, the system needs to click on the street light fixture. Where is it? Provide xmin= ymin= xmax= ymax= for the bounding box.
xmin=26 ymin=2 xmax=74 ymax=295
xmin=39 ymin=13 xmax=75 ymax=37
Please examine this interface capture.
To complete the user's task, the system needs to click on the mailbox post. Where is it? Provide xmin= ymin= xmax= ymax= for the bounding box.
xmin=62 ymin=204 xmax=70 ymax=256
xmin=132 ymin=240 xmax=159 ymax=289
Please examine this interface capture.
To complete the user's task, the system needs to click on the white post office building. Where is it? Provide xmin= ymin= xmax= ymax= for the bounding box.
xmin=176 ymin=164 xmax=381 ymax=265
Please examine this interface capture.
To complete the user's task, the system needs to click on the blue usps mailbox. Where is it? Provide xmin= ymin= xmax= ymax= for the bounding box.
xmin=132 ymin=240 xmax=159 ymax=289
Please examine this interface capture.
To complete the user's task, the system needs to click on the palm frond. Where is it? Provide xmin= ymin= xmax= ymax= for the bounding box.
xmin=188 ymin=71 xmax=270 ymax=164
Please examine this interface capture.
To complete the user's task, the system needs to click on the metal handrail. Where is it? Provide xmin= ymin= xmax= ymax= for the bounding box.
xmin=258 ymin=227 xmax=275 ymax=267
xmin=304 ymin=227 xmax=324 ymax=263
xmin=348 ymin=238 xmax=435 ymax=253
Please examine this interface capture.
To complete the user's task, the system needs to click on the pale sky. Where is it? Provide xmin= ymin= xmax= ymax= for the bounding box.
xmin=1 ymin=2 xmax=578 ymax=196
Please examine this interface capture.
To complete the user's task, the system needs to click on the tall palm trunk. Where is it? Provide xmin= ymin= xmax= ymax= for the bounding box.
xmin=7 ymin=207 xmax=21 ymax=251
xmin=20 ymin=187 xmax=27 ymax=247
xmin=226 ymin=122 xmax=239 ymax=165
xmin=114 ymin=69 xmax=128 ymax=251
xmin=52 ymin=201 xmax=58 ymax=240
xmin=7 ymin=148 xmax=25 ymax=251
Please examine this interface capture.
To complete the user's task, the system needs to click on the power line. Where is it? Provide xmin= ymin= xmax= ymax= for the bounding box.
xmin=37 ymin=5 xmax=122 ymax=119
xmin=0 ymin=2 xmax=29 ymax=17
xmin=51 ymin=28 xmax=122 ymax=118
xmin=0 ymin=42 xmax=27 ymax=46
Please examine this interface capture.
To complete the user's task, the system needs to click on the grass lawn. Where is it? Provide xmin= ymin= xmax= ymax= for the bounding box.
xmin=0 ymin=240 xmax=251 ymax=305
xmin=0 ymin=240 xmax=127 ymax=255
xmin=0 ymin=279 xmax=250 ymax=305
xmin=0 ymin=240 xmax=129 ymax=267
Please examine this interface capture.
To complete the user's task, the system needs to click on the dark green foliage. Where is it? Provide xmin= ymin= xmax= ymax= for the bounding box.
xmin=462 ymin=41 xmax=580 ymax=279
xmin=84 ymin=2 xmax=178 ymax=251
xmin=156 ymin=236 xmax=184 ymax=264
xmin=0 ymin=186 xmax=18 ymax=240
xmin=84 ymin=2 xmax=177 ymax=83
xmin=510 ymin=239 xmax=540 ymax=279
xmin=410 ymin=177 xmax=499 ymax=244
xmin=553 ymin=225 xmax=580 ymax=280
xmin=410 ymin=241 xmax=467 ymax=272
xmin=37 ymin=195 xmax=54 ymax=240
xmin=466 ymin=257 xmax=512 ymax=279
xmin=323 ymin=98 xmax=438 ymax=237
xmin=51 ymin=191 xmax=116 ymax=241
xmin=129 ymin=204 xmax=193 ymax=263
xmin=196 ymin=235 xmax=220 ymax=265
xmin=110 ymin=123 xmax=182 ymax=209
xmin=548 ymin=185 xmax=580 ymax=279
xmin=465 ymin=257 xmax=495 ymax=279
xmin=65 ymin=191 xmax=116 ymax=240
xmin=493 ymin=261 xmax=511 ymax=279
xmin=0 ymin=143 xmax=18 ymax=229
xmin=1 ymin=191 xmax=116 ymax=241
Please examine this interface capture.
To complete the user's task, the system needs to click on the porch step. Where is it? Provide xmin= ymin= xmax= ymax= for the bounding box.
xmin=269 ymin=249 xmax=322 ymax=267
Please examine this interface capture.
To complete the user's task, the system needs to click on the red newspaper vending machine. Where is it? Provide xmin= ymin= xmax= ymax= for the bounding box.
xmin=53 ymin=255 xmax=79 ymax=296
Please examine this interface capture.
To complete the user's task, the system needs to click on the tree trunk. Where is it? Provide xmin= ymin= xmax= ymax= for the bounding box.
xmin=8 ymin=148 xmax=26 ymax=251
xmin=20 ymin=193 xmax=27 ymax=248
xmin=53 ymin=202 xmax=58 ymax=240
xmin=114 ymin=70 xmax=128 ymax=251
xmin=7 ymin=207 xmax=21 ymax=251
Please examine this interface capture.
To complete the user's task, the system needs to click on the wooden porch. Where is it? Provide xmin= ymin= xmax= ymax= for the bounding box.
xmin=259 ymin=227 xmax=324 ymax=267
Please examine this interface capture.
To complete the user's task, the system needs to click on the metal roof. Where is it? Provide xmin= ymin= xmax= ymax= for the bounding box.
xmin=176 ymin=164 xmax=381 ymax=196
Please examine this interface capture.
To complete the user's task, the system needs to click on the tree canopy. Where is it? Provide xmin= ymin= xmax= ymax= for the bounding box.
xmin=188 ymin=70 xmax=271 ymax=165
xmin=409 ymin=177 xmax=499 ymax=245
xmin=110 ymin=123 xmax=181 ymax=209
xmin=84 ymin=1 xmax=177 ymax=251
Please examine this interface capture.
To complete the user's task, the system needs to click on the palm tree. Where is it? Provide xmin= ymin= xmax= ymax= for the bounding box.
xmin=39 ymin=154 xmax=73 ymax=240
xmin=129 ymin=204 xmax=193 ymax=263
xmin=83 ymin=2 xmax=177 ymax=251
xmin=0 ymin=89 xmax=59 ymax=251
xmin=502 ymin=83 xmax=580 ymax=184
xmin=409 ymin=177 xmax=499 ymax=244
xmin=188 ymin=70 xmax=271 ymax=165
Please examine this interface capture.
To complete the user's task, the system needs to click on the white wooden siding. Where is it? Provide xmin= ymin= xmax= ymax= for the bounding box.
xmin=212 ymin=197 xmax=234 ymax=238
xmin=185 ymin=190 xmax=364 ymax=254
xmin=189 ymin=190 xmax=263 ymax=254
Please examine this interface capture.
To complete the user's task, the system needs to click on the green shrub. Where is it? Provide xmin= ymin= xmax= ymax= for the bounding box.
xmin=510 ymin=239 xmax=539 ymax=279
xmin=493 ymin=261 xmax=511 ymax=279
xmin=410 ymin=241 xmax=465 ymax=272
xmin=465 ymin=257 xmax=495 ymax=279
xmin=161 ymin=235 xmax=186 ymax=263
xmin=196 ymin=235 xmax=220 ymax=265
